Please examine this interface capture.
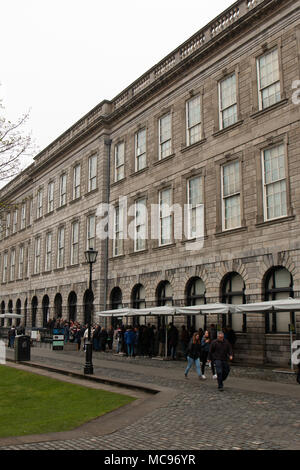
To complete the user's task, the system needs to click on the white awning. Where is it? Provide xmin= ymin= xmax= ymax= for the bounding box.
xmin=176 ymin=303 xmax=232 ymax=315
xmin=0 ymin=314 xmax=22 ymax=319
xmin=233 ymin=298 xmax=300 ymax=313
xmin=97 ymin=306 xmax=176 ymax=317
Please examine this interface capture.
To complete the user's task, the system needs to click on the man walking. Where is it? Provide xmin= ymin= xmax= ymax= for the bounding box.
xmin=208 ymin=331 xmax=233 ymax=391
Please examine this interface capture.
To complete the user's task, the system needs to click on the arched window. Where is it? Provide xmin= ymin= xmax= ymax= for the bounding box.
xmin=54 ymin=293 xmax=63 ymax=319
xmin=1 ymin=301 xmax=5 ymax=327
xmin=16 ymin=299 xmax=21 ymax=327
xmin=8 ymin=300 xmax=13 ymax=327
xmin=42 ymin=295 xmax=50 ymax=328
xmin=264 ymin=267 xmax=294 ymax=333
xmin=156 ymin=281 xmax=173 ymax=328
xmin=68 ymin=292 xmax=77 ymax=322
xmin=156 ymin=281 xmax=173 ymax=306
xmin=132 ymin=284 xmax=146 ymax=309
xmin=110 ymin=287 xmax=123 ymax=310
xmin=24 ymin=299 xmax=28 ymax=328
xmin=31 ymin=297 xmax=38 ymax=327
xmin=221 ymin=272 xmax=246 ymax=332
xmin=186 ymin=277 xmax=206 ymax=332
xmin=131 ymin=284 xmax=146 ymax=326
xmin=83 ymin=289 xmax=94 ymax=326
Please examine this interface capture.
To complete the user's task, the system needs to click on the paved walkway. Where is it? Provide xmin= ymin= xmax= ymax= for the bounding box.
xmin=1 ymin=347 xmax=300 ymax=450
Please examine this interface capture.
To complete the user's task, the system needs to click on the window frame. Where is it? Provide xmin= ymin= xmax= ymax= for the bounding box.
xmin=135 ymin=128 xmax=147 ymax=172
xmin=88 ymin=155 xmax=97 ymax=192
xmin=73 ymin=164 xmax=81 ymax=200
xmin=71 ymin=221 xmax=79 ymax=265
xmin=256 ymin=47 xmax=281 ymax=111
xmin=221 ymin=160 xmax=242 ymax=232
xmin=186 ymin=95 xmax=202 ymax=146
xmin=261 ymin=143 xmax=287 ymax=222
xmin=57 ymin=226 xmax=65 ymax=268
xmin=218 ymin=73 xmax=238 ymax=130
xmin=159 ymin=187 xmax=173 ymax=246
xmin=158 ymin=113 xmax=172 ymax=160
xmin=114 ymin=141 xmax=125 ymax=182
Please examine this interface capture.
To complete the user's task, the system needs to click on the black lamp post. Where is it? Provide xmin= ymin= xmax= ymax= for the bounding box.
xmin=84 ymin=247 xmax=98 ymax=375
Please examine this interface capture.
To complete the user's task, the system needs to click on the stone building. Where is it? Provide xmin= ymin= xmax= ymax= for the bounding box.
xmin=1 ymin=0 xmax=300 ymax=365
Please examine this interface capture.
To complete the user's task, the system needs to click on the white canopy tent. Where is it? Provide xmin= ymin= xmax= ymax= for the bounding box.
xmin=233 ymin=298 xmax=300 ymax=313
xmin=96 ymin=304 xmax=231 ymax=358
xmin=0 ymin=314 xmax=22 ymax=319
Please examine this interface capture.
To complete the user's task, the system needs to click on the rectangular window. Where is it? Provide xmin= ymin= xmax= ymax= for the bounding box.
xmin=12 ymin=209 xmax=18 ymax=233
xmin=87 ymin=215 xmax=96 ymax=250
xmin=135 ymin=129 xmax=146 ymax=172
xmin=219 ymin=74 xmax=238 ymax=129
xmin=73 ymin=164 xmax=81 ymax=199
xmin=29 ymin=198 xmax=33 ymax=225
xmin=47 ymin=182 xmax=54 ymax=213
xmin=57 ymin=227 xmax=65 ymax=268
xmin=2 ymin=252 xmax=8 ymax=283
xmin=37 ymin=189 xmax=43 ymax=219
xmin=135 ymin=198 xmax=147 ymax=252
xmin=88 ymin=155 xmax=97 ymax=191
xmin=159 ymin=114 xmax=172 ymax=160
xmin=257 ymin=48 xmax=280 ymax=110
xmin=59 ymin=174 xmax=67 ymax=206
xmin=159 ymin=188 xmax=172 ymax=246
xmin=45 ymin=232 xmax=52 ymax=271
xmin=113 ymin=206 xmax=123 ymax=257
xmin=18 ymin=245 xmax=24 ymax=279
xmin=187 ymin=176 xmax=203 ymax=239
xmin=115 ymin=142 xmax=125 ymax=182
xmin=71 ymin=221 xmax=79 ymax=265
xmin=262 ymin=144 xmax=287 ymax=221
xmin=26 ymin=245 xmax=30 ymax=278
xmin=10 ymin=248 xmax=16 ymax=281
xmin=6 ymin=213 xmax=10 ymax=237
xmin=222 ymin=161 xmax=241 ymax=231
xmin=21 ymin=202 xmax=26 ymax=229
xmin=34 ymin=237 xmax=41 ymax=274
xmin=186 ymin=96 xmax=201 ymax=145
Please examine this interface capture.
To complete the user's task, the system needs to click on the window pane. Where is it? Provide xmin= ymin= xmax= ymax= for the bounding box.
xmin=259 ymin=49 xmax=279 ymax=89
xmin=224 ymin=194 xmax=241 ymax=230
xmin=220 ymin=74 xmax=236 ymax=110
xmin=223 ymin=161 xmax=240 ymax=197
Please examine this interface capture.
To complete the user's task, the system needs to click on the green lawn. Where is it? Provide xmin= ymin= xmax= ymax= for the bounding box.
xmin=0 ymin=365 xmax=135 ymax=438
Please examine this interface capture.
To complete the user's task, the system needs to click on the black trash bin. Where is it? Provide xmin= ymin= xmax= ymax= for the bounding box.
xmin=15 ymin=335 xmax=31 ymax=362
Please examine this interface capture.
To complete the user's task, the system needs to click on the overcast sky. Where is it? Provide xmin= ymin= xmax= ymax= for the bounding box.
xmin=1 ymin=0 xmax=234 ymax=173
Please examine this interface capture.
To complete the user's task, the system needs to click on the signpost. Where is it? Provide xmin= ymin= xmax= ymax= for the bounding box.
xmin=52 ymin=328 xmax=65 ymax=351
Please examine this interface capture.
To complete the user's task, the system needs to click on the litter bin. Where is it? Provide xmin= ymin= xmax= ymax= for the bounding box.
xmin=15 ymin=335 xmax=31 ymax=362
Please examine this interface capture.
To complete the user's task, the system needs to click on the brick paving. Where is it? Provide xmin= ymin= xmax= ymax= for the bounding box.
xmin=1 ymin=347 xmax=300 ymax=450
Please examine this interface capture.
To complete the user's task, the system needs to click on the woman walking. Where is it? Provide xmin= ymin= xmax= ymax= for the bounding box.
xmin=201 ymin=330 xmax=217 ymax=379
xmin=184 ymin=332 xmax=203 ymax=379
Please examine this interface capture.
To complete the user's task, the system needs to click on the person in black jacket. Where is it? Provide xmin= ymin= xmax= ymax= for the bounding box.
xmin=209 ymin=331 xmax=233 ymax=391
xmin=184 ymin=332 xmax=203 ymax=379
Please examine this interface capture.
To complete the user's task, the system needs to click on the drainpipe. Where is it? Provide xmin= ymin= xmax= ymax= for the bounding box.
xmin=103 ymin=138 xmax=112 ymax=318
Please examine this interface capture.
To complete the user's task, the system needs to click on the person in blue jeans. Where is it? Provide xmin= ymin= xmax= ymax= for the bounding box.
xmin=208 ymin=331 xmax=233 ymax=391
xmin=124 ymin=326 xmax=136 ymax=357
xmin=184 ymin=332 xmax=203 ymax=379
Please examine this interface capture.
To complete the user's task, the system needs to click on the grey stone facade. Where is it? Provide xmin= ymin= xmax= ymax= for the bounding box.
xmin=1 ymin=0 xmax=300 ymax=365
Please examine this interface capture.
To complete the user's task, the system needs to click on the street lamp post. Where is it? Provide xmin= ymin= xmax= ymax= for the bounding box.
xmin=84 ymin=247 xmax=98 ymax=375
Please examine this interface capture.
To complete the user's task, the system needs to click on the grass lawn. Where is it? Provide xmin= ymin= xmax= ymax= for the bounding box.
xmin=0 ymin=365 xmax=135 ymax=438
